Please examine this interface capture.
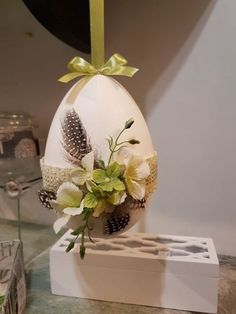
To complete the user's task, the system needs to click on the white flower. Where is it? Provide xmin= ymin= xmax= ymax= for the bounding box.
xmin=71 ymin=151 xmax=94 ymax=186
xmin=115 ymin=148 xmax=150 ymax=200
xmin=52 ymin=182 xmax=84 ymax=233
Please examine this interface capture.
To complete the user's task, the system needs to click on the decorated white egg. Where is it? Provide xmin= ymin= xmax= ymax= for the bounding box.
xmin=40 ymin=74 xmax=157 ymax=238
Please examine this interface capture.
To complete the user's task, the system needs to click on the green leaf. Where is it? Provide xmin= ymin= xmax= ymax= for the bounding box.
xmin=93 ymin=169 xmax=107 ymax=183
xmin=84 ymin=193 xmax=98 ymax=208
xmin=106 ymin=136 xmax=114 ymax=150
xmin=109 ymin=136 xmax=114 ymax=146
xmin=66 ymin=241 xmax=75 ymax=253
xmin=125 ymin=118 xmax=134 ymax=129
xmin=80 ymin=244 xmax=86 ymax=259
xmin=106 ymin=162 xmax=121 ymax=178
xmin=0 ymin=295 xmax=4 ymax=306
xmin=71 ymin=225 xmax=85 ymax=236
xmin=112 ymin=178 xmax=125 ymax=191
xmin=97 ymin=159 xmax=106 ymax=169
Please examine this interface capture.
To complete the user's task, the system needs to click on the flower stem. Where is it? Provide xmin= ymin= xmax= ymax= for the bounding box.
xmin=107 ymin=127 xmax=127 ymax=165
xmin=66 ymin=208 xmax=94 ymax=259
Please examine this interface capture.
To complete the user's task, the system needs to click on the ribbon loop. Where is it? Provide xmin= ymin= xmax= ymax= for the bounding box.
xmin=58 ymin=53 xmax=138 ymax=83
xmin=68 ymin=57 xmax=97 ymax=74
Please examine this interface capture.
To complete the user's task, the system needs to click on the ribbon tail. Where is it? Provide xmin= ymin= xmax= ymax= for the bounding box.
xmin=58 ymin=72 xmax=85 ymax=83
xmin=105 ymin=66 xmax=139 ymax=77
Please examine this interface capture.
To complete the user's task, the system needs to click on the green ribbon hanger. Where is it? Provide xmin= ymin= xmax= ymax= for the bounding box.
xmin=58 ymin=0 xmax=138 ymax=83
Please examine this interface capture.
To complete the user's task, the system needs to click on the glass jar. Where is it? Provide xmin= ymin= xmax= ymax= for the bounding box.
xmin=0 ymin=113 xmax=40 ymax=179
xmin=0 ymin=113 xmax=40 ymax=159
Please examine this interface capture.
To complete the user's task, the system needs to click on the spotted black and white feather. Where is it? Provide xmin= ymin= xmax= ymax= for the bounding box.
xmin=61 ymin=109 xmax=92 ymax=165
xmin=38 ymin=189 xmax=56 ymax=210
xmin=104 ymin=213 xmax=130 ymax=235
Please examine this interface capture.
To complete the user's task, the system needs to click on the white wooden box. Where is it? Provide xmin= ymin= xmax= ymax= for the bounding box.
xmin=50 ymin=231 xmax=219 ymax=313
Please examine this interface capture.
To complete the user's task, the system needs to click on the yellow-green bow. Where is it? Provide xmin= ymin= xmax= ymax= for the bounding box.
xmin=58 ymin=53 xmax=139 ymax=83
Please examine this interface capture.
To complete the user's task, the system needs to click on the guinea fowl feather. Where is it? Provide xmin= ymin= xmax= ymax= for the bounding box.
xmin=61 ymin=109 xmax=92 ymax=165
xmin=104 ymin=213 xmax=130 ymax=235
xmin=38 ymin=189 xmax=56 ymax=210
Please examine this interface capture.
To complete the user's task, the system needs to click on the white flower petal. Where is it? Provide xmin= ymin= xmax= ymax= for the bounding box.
xmin=57 ymin=182 xmax=78 ymax=196
xmin=50 ymin=200 xmax=64 ymax=212
xmin=63 ymin=207 xmax=82 ymax=216
xmin=119 ymin=191 xmax=127 ymax=204
xmin=56 ymin=182 xmax=82 ymax=207
xmin=125 ymin=155 xmax=150 ymax=181
xmin=126 ymin=178 xmax=145 ymax=200
xmin=82 ymin=151 xmax=94 ymax=172
xmin=53 ymin=215 xmax=70 ymax=234
xmin=114 ymin=147 xmax=131 ymax=165
xmin=128 ymin=155 xmax=145 ymax=168
xmin=71 ymin=168 xmax=90 ymax=185
xmin=136 ymin=161 xmax=150 ymax=179
xmin=63 ymin=200 xmax=84 ymax=216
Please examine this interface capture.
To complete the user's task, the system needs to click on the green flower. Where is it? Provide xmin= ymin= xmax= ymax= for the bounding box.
xmin=83 ymin=180 xmax=127 ymax=218
xmin=107 ymin=190 xmax=127 ymax=206
xmin=92 ymin=199 xmax=114 ymax=218
xmin=93 ymin=162 xmax=125 ymax=192
xmin=83 ymin=190 xmax=114 ymax=218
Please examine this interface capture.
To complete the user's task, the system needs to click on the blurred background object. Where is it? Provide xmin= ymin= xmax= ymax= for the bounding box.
xmin=0 ymin=113 xmax=40 ymax=180
xmin=0 ymin=112 xmax=42 ymax=240
xmin=22 ymin=0 xmax=90 ymax=53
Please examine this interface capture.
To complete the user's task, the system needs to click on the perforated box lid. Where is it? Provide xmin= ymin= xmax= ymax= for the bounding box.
xmin=52 ymin=231 xmax=219 ymax=278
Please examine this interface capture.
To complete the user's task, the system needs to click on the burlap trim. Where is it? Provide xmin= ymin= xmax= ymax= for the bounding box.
xmin=40 ymin=152 xmax=158 ymax=194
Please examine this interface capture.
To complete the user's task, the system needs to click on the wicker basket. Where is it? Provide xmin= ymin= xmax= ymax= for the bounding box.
xmin=0 ymin=241 xmax=25 ymax=314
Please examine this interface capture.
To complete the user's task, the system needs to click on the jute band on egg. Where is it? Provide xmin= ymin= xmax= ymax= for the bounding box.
xmin=40 ymin=153 xmax=158 ymax=197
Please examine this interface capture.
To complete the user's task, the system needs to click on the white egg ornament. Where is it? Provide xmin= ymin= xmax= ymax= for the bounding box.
xmin=39 ymin=75 xmax=157 ymax=239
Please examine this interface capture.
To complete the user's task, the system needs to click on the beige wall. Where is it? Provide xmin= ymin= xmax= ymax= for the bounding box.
xmin=0 ymin=0 xmax=235 ymax=255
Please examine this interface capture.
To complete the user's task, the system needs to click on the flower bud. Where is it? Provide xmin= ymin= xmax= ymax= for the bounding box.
xmin=129 ymin=139 xmax=140 ymax=145
xmin=125 ymin=118 xmax=134 ymax=129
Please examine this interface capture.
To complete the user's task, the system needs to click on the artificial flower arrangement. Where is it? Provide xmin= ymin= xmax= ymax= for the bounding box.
xmin=49 ymin=118 xmax=150 ymax=259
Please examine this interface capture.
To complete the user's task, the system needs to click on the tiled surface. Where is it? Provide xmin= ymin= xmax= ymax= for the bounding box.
xmin=0 ymin=219 xmax=235 ymax=314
